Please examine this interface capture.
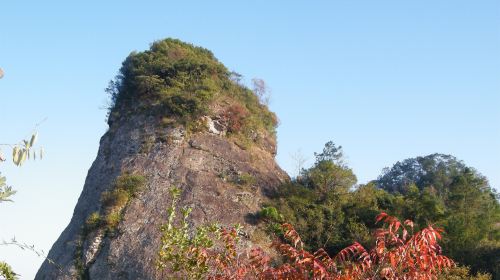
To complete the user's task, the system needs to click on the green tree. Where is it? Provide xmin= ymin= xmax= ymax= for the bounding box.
xmin=376 ymin=153 xmax=468 ymax=195
xmin=375 ymin=154 xmax=500 ymax=277
xmin=313 ymin=141 xmax=344 ymax=166
xmin=300 ymin=141 xmax=357 ymax=196
xmin=399 ymin=184 xmax=445 ymax=226
xmin=265 ymin=149 xmax=499 ymax=278
xmin=266 ymin=142 xmax=363 ymax=254
xmin=444 ymin=168 xmax=500 ymax=276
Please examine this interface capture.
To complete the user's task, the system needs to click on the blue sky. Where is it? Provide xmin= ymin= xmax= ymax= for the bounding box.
xmin=1 ymin=1 xmax=499 ymax=278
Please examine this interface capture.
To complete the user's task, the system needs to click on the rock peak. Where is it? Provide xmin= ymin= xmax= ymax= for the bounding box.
xmin=36 ymin=39 xmax=288 ymax=279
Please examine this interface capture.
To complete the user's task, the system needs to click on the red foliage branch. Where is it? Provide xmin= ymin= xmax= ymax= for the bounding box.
xmin=168 ymin=213 xmax=455 ymax=279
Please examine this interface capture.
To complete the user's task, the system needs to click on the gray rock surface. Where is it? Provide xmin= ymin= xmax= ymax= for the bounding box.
xmin=35 ymin=114 xmax=288 ymax=279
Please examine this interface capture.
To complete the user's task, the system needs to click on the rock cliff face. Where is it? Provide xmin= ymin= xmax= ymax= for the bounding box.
xmin=36 ymin=39 xmax=288 ymax=279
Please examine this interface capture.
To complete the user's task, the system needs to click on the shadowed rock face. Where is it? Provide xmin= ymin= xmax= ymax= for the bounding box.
xmin=35 ymin=114 xmax=288 ymax=279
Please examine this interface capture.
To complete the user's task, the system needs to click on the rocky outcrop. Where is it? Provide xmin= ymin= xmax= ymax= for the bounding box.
xmin=35 ymin=113 xmax=288 ymax=279
xmin=36 ymin=38 xmax=288 ymax=279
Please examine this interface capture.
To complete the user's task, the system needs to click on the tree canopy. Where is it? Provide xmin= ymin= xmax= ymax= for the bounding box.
xmin=375 ymin=153 xmax=474 ymax=195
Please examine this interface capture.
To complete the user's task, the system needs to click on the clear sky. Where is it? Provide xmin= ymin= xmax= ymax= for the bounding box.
xmin=1 ymin=1 xmax=499 ymax=278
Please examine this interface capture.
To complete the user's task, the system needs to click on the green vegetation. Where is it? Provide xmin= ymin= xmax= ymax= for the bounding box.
xmin=261 ymin=141 xmax=500 ymax=279
xmin=113 ymin=173 xmax=147 ymax=197
xmin=0 ymin=175 xmax=15 ymax=203
xmin=84 ymin=173 xmax=146 ymax=234
xmin=76 ymin=173 xmax=146 ymax=279
xmin=157 ymin=186 xmax=232 ymax=280
xmin=0 ymin=132 xmax=42 ymax=203
xmin=157 ymin=195 xmax=487 ymax=279
xmin=1 ymin=132 xmax=43 ymax=279
xmin=73 ymin=242 xmax=87 ymax=280
xmin=84 ymin=212 xmax=101 ymax=233
xmin=0 ymin=261 xmax=17 ymax=280
xmin=376 ymin=154 xmax=500 ymax=277
xmin=106 ymin=38 xmax=278 ymax=146
xmin=440 ymin=266 xmax=492 ymax=280
xmin=258 ymin=206 xmax=283 ymax=222
xmin=235 ymin=172 xmax=256 ymax=187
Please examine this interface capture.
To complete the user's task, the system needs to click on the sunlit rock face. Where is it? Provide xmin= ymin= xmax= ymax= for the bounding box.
xmin=35 ymin=39 xmax=288 ymax=280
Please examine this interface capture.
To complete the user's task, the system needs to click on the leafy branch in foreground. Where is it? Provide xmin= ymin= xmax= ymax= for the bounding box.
xmin=157 ymin=187 xmax=249 ymax=279
xmin=0 ymin=131 xmax=44 ymax=166
xmin=0 ymin=175 xmax=16 ymax=203
xmin=0 ymin=131 xmax=42 ymax=203
xmin=0 ymin=261 xmax=17 ymax=280
xmin=1 ymin=129 xmax=51 ymax=279
xmin=0 ymin=238 xmax=64 ymax=274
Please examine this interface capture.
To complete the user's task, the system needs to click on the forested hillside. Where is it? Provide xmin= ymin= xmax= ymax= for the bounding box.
xmin=261 ymin=142 xmax=500 ymax=278
xmin=33 ymin=38 xmax=499 ymax=280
